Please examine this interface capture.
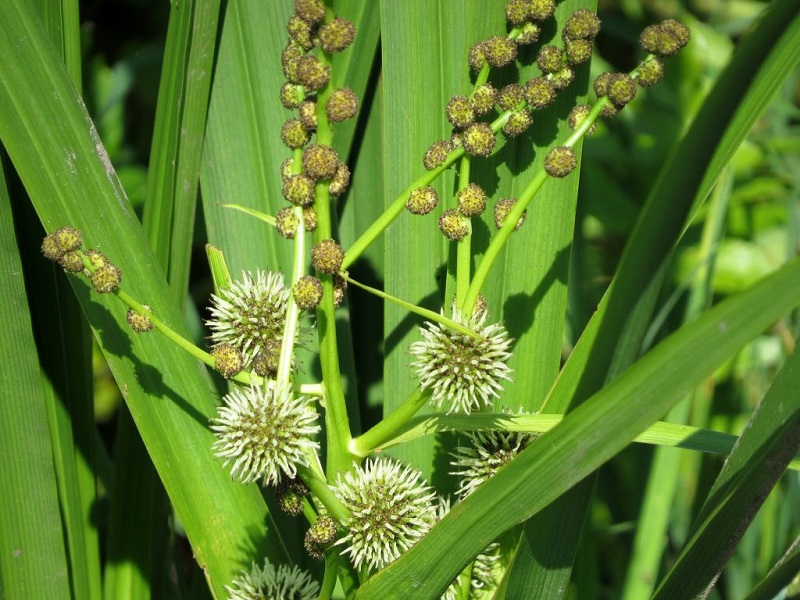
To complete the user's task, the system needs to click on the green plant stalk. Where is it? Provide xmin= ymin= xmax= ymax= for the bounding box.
xmin=218 ymin=203 xmax=276 ymax=227
xmin=456 ymin=157 xmax=472 ymax=310
xmin=276 ymin=205 xmax=305 ymax=385
xmin=349 ymin=387 xmax=429 ymax=457
xmin=296 ymin=464 xmax=350 ymax=524
xmin=205 ymin=243 xmax=233 ymax=291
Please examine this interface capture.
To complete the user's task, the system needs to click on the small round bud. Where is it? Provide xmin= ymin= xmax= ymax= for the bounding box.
xmin=332 ymin=274 xmax=347 ymax=307
xmin=287 ymin=15 xmax=314 ymax=50
xmin=593 ymin=72 xmax=614 ymax=98
xmin=461 ymin=122 xmax=495 ymax=158
xmin=91 ymin=263 xmax=121 ymax=294
xmin=41 ymin=234 xmax=63 ymax=261
xmin=328 ymin=162 xmax=351 ymax=196
xmin=212 ymin=343 xmax=243 ymax=379
xmin=406 ymin=186 xmax=439 ymax=216
xmin=544 ymin=146 xmax=577 ymax=178
xmin=53 ymin=227 xmax=83 ymax=253
xmin=468 ymin=41 xmax=488 ymax=72
xmin=281 ymin=118 xmax=310 ymax=150
xmin=312 ymin=239 xmax=344 ymax=274
xmin=294 ymin=0 xmax=325 ymax=24
xmin=497 ymin=83 xmax=524 ymax=111
xmin=456 ymin=183 xmax=487 ymax=218
xmin=276 ymin=206 xmax=300 ymax=239
xmin=302 ymin=144 xmax=339 ymax=180
xmin=524 ymin=77 xmax=556 ymax=110
xmin=281 ymin=43 xmax=305 ymax=83
xmin=252 ymin=339 xmax=281 ymax=377
xmin=293 ymin=275 xmax=324 ymax=311
xmin=280 ymin=157 xmax=295 ymax=183
xmin=517 ymin=22 xmax=541 ymax=45
xmin=318 ymin=17 xmax=356 ymax=54
xmin=303 ymin=207 xmax=318 ymax=232
xmin=279 ymin=82 xmax=303 ymax=109
xmin=601 ymin=103 xmax=619 ymax=119
xmin=470 ymin=84 xmax=497 ymax=116
xmin=568 ymin=105 xmax=597 ymax=136
xmin=636 ymin=57 xmax=664 ymax=87
xmin=528 ymin=0 xmax=556 ymax=21
xmin=483 ymin=36 xmax=518 ymax=68
xmin=505 ymin=0 xmax=529 ymax=25
xmin=565 ymin=38 xmax=593 ymax=64
xmin=326 ymin=87 xmax=358 ymax=122
xmin=660 ymin=19 xmax=691 ymax=48
xmin=282 ymin=173 xmax=315 ymax=207
xmin=58 ymin=251 xmax=84 ymax=273
xmin=494 ymin=198 xmax=526 ymax=230
xmin=304 ymin=516 xmax=337 ymax=560
xmin=607 ymin=73 xmax=637 ymax=107
xmin=639 ymin=21 xmax=690 ymax=57
xmin=563 ymin=9 xmax=601 ymax=40
xmin=85 ymin=249 xmax=109 ymax=270
xmin=551 ymin=66 xmax=575 ymax=91
xmin=295 ymin=55 xmax=330 ymax=91
xmin=127 ymin=306 xmax=154 ymax=333
xmin=298 ymin=100 xmax=317 ymax=131
xmin=446 ymin=95 xmax=475 ymax=129
xmin=423 ymin=140 xmax=453 ymax=170
xmin=502 ymin=110 xmax=533 ymax=137
xmin=276 ymin=478 xmax=309 ymax=515
xmin=536 ymin=45 xmax=563 ymax=74
xmin=438 ymin=209 xmax=469 ymax=241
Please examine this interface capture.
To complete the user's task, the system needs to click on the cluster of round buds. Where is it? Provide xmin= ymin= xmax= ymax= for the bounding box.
xmin=304 ymin=515 xmax=337 ymax=560
xmin=42 ymin=228 xmax=122 ymax=294
xmin=594 ymin=72 xmax=638 ymax=116
xmin=640 ymin=19 xmax=691 ymax=58
xmin=225 ymin=558 xmax=319 ymax=600
xmin=126 ymin=306 xmax=154 ymax=333
xmin=276 ymin=477 xmax=309 ymax=516
xmin=562 ymin=9 xmax=600 ymax=65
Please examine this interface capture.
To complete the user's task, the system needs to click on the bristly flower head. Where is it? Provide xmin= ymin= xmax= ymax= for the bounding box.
xmin=206 ymin=270 xmax=290 ymax=369
xmin=333 ymin=457 xmax=438 ymax=572
xmin=225 ymin=558 xmax=319 ymax=600
xmin=211 ymin=383 xmax=320 ymax=487
xmin=410 ymin=305 xmax=513 ymax=414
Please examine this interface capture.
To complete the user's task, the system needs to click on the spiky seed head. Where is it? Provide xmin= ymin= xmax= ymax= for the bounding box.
xmin=504 ymin=0 xmax=529 ymax=25
xmin=332 ymin=274 xmax=347 ymax=307
xmin=461 ymin=122 xmax=496 ymax=158
xmin=279 ymin=82 xmax=303 ymax=109
xmin=305 ymin=515 xmax=337 ymax=560
xmin=406 ymin=186 xmax=439 ymax=216
xmin=470 ymin=84 xmax=497 ymax=116
xmin=84 ymin=249 xmax=109 ymax=270
xmin=281 ymin=43 xmax=305 ymax=83
xmin=565 ymin=38 xmax=593 ymax=65
xmin=517 ymin=22 xmax=541 ymax=45
xmin=544 ymin=146 xmax=578 ymax=178
xmin=502 ymin=110 xmax=533 ymax=137
xmin=302 ymin=144 xmax=339 ymax=180
xmin=563 ymin=9 xmax=601 ymax=40
xmin=410 ymin=306 xmax=513 ymax=414
xmin=493 ymin=198 xmax=526 ymax=230
xmin=636 ymin=57 xmax=664 ymax=87
xmin=483 ymin=35 xmax=518 ymax=68
xmin=524 ymin=77 xmax=557 ymax=109
xmin=58 ymin=251 xmax=84 ymax=273
xmin=438 ymin=209 xmax=469 ymax=241
xmin=333 ymin=457 xmax=438 ymax=572
xmin=528 ymin=0 xmax=556 ymax=21
xmin=446 ymin=95 xmax=475 ymax=129
xmin=328 ymin=162 xmax=350 ymax=196
xmin=468 ymin=41 xmax=488 ymax=72
xmin=295 ymin=55 xmax=330 ymax=91
xmin=41 ymin=234 xmax=63 ymax=261
xmin=639 ymin=20 xmax=690 ymax=57
xmin=276 ymin=206 xmax=300 ymax=239
xmin=53 ymin=227 xmax=83 ymax=254
xmin=287 ymin=14 xmax=314 ymax=49
xmin=551 ymin=66 xmax=575 ymax=90
xmin=326 ymin=87 xmax=358 ymax=122
xmin=276 ymin=477 xmax=309 ymax=515
xmin=294 ymin=0 xmax=325 ymax=24
xmin=280 ymin=157 xmax=295 ymax=182
xmin=423 ymin=140 xmax=453 ymax=170
xmin=311 ymin=239 xmax=344 ymax=274
xmin=568 ymin=104 xmax=597 ymax=135
xmin=607 ymin=73 xmax=637 ymax=107
xmin=226 ymin=559 xmax=319 ymax=600
xmin=206 ymin=270 xmax=290 ymax=367
xmin=211 ymin=343 xmax=244 ymax=379
xmin=293 ymin=275 xmax=324 ymax=311
xmin=457 ymin=183 xmax=488 ymax=218
xmin=252 ymin=339 xmax=281 ymax=377
xmin=281 ymin=118 xmax=310 ymax=150
xmin=90 ymin=263 xmax=121 ymax=294
xmin=318 ymin=17 xmax=356 ymax=54
xmin=126 ymin=306 xmax=154 ymax=333
xmin=497 ymin=83 xmax=524 ymax=111
xmin=536 ymin=45 xmax=563 ymax=74
xmin=283 ymin=173 xmax=315 ymax=207
xmin=303 ymin=206 xmax=318 ymax=232
xmin=298 ymin=100 xmax=317 ymax=131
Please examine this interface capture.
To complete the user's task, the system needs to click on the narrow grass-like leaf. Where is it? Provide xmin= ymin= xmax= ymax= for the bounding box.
xmin=744 ymin=535 xmax=800 ymax=600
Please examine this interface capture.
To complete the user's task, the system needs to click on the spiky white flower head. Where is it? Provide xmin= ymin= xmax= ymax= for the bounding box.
xmin=206 ymin=270 xmax=290 ymax=369
xmin=333 ymin=457 xmax=438 ymax=573
xmin=410 ymin=306 xmax=513 ymax=414
xmin=225 ymin=558 xmax=319 ymax=600
xmin=211 ymin=384 xmax=320 ymax=487
xmin=451 ymin=428 xmax=535 ymax=499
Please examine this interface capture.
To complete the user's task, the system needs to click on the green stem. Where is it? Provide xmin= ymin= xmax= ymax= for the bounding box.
xmin=456 ymin=158 xmax=472 ymax=310
xmin=349 ymin=387 xmax=429 ymax=457
xmin=276 ymin=205 xmax=305 ymax=385
xmin=296 ymin=464 xmax=350 ymax=524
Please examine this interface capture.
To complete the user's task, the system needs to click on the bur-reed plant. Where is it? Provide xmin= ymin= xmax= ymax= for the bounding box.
xmin=1 ymin=0 xmax=800 ymax=599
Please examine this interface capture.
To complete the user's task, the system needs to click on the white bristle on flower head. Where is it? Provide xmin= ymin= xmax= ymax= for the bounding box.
xmin=225 ymin=558 xmax=319 ymax=600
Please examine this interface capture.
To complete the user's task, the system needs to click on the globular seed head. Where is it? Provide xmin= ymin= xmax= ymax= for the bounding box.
xmin=470 ymin=84 xmax=497 ymax=116
xmin=293 ymin=275 xmax=324 ymax=311
xmin=84 ymin=249 xmax=109 ymax=270
xmin=568 ymin=104 xmax=597 ymax=135
xmin=328 ymin=162 xmax=351 ymax=196
xmin=127 ymin=306 xmax=154 ymax=333
xmin=607 ymin=73 xmax=637 ymax=107
xmin=276 ymin=478 xmax=308 ymax=516
xmin=312 ymin=239 xmax=344 ymax=274
xmin=279 ymin=82 xmax=303 ymax=109
xmin=544 ymin=146 xmax=578 ymax=178
xmin=593 ymin=72 xmax=614 ymax=98
xmin=550 ymin=66 xmax=575 ymax=91
xmin=276 ymin=206 xmax=300 ymax=239
xmin=505 ymin=0 xmax=529 ymax=25
xmin=326 ymin=87 xmax=358 ymax=122
xmin=468 ymin=41 xmax=488 ymax=72
xmin=524 ymin=77 xmax=557 ymax=109
xmin=211 ymin=343 xmax=244 ymax=379
xmin=53 ymin=227 xmax=83 ymax=254
xmin=281 ymin=118 xmax=310 ymax=150
xmin=294 ymin=0 xmax=325 ymax=24
xmin=295 ymin=55 xmax=330 ymax=91
xmin=528 ymin=0 xmax=556 ymax=21
xmin=517 ymin=22 xmax=541 ymax=45
xmin=302 ymin=144 xmax=339 ymax=180
xmin=497 ymin=83 xmax=524 ymax=111
xmin=304 ymin=516 xmax=337 ymax=560
xmin=332 ymin=274 xmax=347 ymax=307
xmin=536 ymin=45 xmax=563 ymax=74
xmin=601 ymin=102 xmax=619 ymax=119
xmin=303 ymin=207 xmax=318 ymax=232
xmin=423 ymin=140 xmax=453 ymax=171
xmin=318 ymin=17 xmax=356 ymax=54
xmin=287 ymin=14 xmax=314 ymax=49
xmin=281 ymin=43 xmax=305 ymax=83
xmin=502 ymin=110 xmax=533 ymax=137
xmin=457 ymin=183 xmax=488 ymax=218
xmin=446 ymin=95 xmax=475 ymax=129
xmin=280 ymin=157 xmax=295 ymax=183
xmin=636 ymin=56 xmax=664 ymax=87
xmin=90 ymin=263 xmax=121 ymax=294
xmin=461 ymin=122 xmax=496 ymax=158
xmin=252 ymin=339 xmax=281 ymax=377
xmin=661 ymin=19 xmax=691 ymax=47
xmin=563 ymin=9 xmax=601 ymax=40
xmin=639 ymin=20 xmax=690 ymax=57
xmin=282 ymin=173 xmax=316 ymax=207
xmin=298 ymin=100 xmax=317 ymax=131
xmin=406 ymin=186 xmax=439 ymax=216
xmin=41 ymin=234 xmax=63 ymax=261
xmin=565 ymin=38 xmax=593 ymax=65
xmin=438 ymin=209 xmax=469 ymax=241
xmin=494 ymin=198 xmax=526 ymax=230
xmin=483 ymin=35 xmax=518 ymax=68
xmin=59 ymin=251 xmax=85 ymax=273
